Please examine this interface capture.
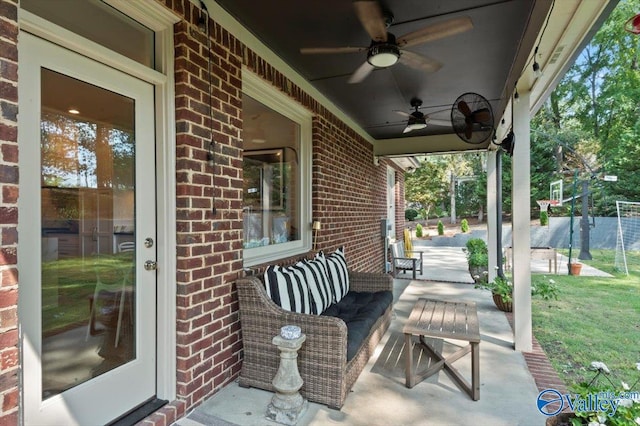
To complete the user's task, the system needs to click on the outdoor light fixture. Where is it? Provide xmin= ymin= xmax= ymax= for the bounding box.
xmin=532 ymin=60 xmax=542 ymax=77
xmin=532 ymin=47 xmax=543 ymax=78
xmin=312 ymin=221 xmax=321 ymax=250
xmin=367 ymin=36 xmax=400 ymax=68
xmin=197 ymin=1 xmax=207 ymax=33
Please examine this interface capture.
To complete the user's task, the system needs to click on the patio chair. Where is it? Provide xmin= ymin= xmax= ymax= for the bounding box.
xmin=118 ymin=241 xmax=135 ymax=252
xmin=390 ymin=241 xmax=424 ymax=279
xmin=86 ymin=255 xmax=132 ymax=348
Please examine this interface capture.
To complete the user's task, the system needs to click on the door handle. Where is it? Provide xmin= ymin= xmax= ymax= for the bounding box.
xmin=144 ymin=260 xmax=157 ymax=271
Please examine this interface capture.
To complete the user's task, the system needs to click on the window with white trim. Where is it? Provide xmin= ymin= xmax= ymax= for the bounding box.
xmin=242 ymin=71 xmax=312 ymax=266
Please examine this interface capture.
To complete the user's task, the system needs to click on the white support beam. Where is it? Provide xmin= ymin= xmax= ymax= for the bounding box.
xmin=373 ymin=134 xmax=489 ymax=157
xmin=512 ymin=91 xmax=532 ymax=352
xmin=486 ymin=150 xmax=498 ymax=283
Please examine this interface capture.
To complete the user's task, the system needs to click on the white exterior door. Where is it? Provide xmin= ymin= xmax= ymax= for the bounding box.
xmin=19 ymin=33 xmax=157 ymax=425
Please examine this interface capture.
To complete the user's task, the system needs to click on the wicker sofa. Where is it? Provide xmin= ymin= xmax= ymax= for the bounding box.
xmin=236 ymin=270 xmax=393 ymax=409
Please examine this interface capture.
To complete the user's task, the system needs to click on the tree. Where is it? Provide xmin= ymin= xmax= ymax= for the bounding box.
xmin=532 ymin=0 xmax=640 ymax=213
xmin=404 ymin=159 xmax=448 ymax=224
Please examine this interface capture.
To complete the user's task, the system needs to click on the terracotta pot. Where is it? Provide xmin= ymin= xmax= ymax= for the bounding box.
xmin=569 ymin=262 xmax=582 ymax=276
xmin=492 ymin=293 xmax=512 ymax=312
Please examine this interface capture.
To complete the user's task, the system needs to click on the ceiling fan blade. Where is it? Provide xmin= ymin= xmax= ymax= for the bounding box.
xmin=394 ymin=110 xmax=411 ymax=117
xmin=300 ymin=46 xmax=367 ymax=55
xmin=472 ymin=108 xmax=491 ymax=123
xmin=397 ymin=16 xmax=474 ymax=48
xmin=457 ymin=100 xmax=471 ymax=117
xmin=353 ymin=0 xmax=388 ymax=42
xmin=399 ymin=50 xmax=442 ymax=73
xmin=465 ymin=124 xmax=473 ymax=140
xmin=348 ymin=61 xmax=375 ymax=83
xmin=425 ymin=117 xmax=451 ymax=127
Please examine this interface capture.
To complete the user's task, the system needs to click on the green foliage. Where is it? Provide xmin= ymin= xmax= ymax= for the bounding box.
xmin=465 ymin=238 xmax=487 ymax=255
xmin=540 ymin=210 xmax=548 ymax=226
xmin=437 ymin=220 xmax=444 ymax=236
xmin=415 ymin=223 xmax=423 ymax=238
xmin=476 ymin=274 xmax=559 ymax=304
xmin=405 ymin=208 xmax=418 ymax=221
xmin=460 ymin=218 xmax=469 ymax=233
xmin=569 ymin=364 xmax=640 ymax=426
xmin=531 ymin=0 xmax=640 ymax=213
xmin=467 ymin=251 xmax=488 ymax=268
xmin=475 ymin=274 xmax=512 ymax=303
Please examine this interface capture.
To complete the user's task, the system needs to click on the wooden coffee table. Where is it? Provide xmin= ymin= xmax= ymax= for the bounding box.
xmin=403 ymin=298 xmax=480 ymax=400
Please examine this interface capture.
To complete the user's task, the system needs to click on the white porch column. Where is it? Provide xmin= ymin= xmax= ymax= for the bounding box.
xmin=486 ymin=150 xmax=498 ymax=283
xmin=512 ymin=91 xmax=532 ymax=352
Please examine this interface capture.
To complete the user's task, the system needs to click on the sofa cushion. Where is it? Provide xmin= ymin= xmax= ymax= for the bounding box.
xmin=294 ymin=259 xmax=333 ymax=314
xmin=264 ymin=265 xmax=312 ymax=314
xmin=322 ymin=290 xmax=393 ymax=361
xmin=319 ymin=247 xmax=350 ymax=303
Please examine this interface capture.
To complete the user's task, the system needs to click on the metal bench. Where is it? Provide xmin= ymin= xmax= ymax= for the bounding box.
xmin=390 ymin=241 xmax=423 ymax=279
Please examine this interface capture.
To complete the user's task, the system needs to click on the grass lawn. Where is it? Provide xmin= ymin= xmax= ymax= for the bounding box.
xmin=531 ymin=249 xmax=640 ymax=389
xmin=42 ymin=254 xmax=133 ymax=336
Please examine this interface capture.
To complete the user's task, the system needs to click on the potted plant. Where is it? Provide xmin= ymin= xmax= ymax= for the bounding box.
xmin=569 ymin=262 xmax=582 ymax=276
xmin=475 ymin=272 xmax=559 ymax=312
xmin=464 ymin=238 xmax=488 ymax=283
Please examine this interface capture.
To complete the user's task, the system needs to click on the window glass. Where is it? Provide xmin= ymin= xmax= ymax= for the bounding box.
xmin=242 ymin=94 xmax=300 ymax=249
xmin=21 ymin=0 xmax=154 ymax=68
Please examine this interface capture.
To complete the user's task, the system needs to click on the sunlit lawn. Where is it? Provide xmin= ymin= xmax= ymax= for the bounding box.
xmin=531 ymin=249 xmax=640 ymax=388
xmin=42 ymin=254 xmax=133 ymax=336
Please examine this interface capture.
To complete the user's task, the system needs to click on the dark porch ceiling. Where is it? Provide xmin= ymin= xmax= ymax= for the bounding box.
xmin=214 ymin=0 xmax=543 ymax=148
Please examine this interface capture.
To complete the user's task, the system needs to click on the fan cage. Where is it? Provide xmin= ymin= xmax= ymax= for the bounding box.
xmin=451 ymin=92 xmax=494 ymax=144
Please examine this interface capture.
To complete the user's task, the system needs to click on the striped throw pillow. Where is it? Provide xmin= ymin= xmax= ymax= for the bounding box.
xmin=264 ymin=265 xmax=312 ymax=314
xmin=294 ymin=259 xmax=333 ymax=314
xmin=322 ymin=247 xmax=350 ymax=303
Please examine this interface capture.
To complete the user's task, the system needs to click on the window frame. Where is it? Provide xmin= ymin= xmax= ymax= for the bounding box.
xmin=242 ymin=69 xmax=312 ymax=267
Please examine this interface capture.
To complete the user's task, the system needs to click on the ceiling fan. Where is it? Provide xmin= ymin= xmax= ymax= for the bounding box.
xmin=299 ymin=0 xmax=473 ymax=83
xmin=395 ymin=98 xmax=450 ymax=133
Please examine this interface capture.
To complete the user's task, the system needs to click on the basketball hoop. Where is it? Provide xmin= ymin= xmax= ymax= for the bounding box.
xmin=537 ymin=200 xmax=559 ymax=211
xmin=625 ymin=13 xmax=640 ymax=35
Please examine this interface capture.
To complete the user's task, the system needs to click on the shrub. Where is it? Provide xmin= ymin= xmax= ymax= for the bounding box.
xmin=415 ymin=223 xmax=423 ymax=238
xmin=467 ymin=251 xmax=488 ymax=268
xmin=465 ymin=238 xmax=487 ymax=256
xmin=540 ymin=210 xmax=548 ymax=226
xmin=405 ymin=208 xmax=419 ymax=221
xmin=437 ymin=220 xmax=444 ymax=235
xmin=461 ymin=218 xmax=469 ymax=233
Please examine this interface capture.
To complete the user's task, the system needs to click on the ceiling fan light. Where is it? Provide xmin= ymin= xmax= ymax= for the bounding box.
xmin=367 ymin=44 xmax=400 ymax=67
xmin=404 ymin=115 xmax=427 ymax=133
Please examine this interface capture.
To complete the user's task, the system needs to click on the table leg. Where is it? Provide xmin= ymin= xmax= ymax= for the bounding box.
xmin=405 ymin=333 xmax=414 ymax=388
xmin=471 ymin=342 xmax=480 ymax=401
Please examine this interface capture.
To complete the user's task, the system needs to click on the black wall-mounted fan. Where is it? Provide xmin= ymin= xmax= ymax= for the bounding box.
xmin=451 ymin=92 xmax=494 ymax=144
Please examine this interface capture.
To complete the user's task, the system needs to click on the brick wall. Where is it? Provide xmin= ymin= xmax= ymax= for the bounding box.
xmin=0 ymin=0 xmax=19 ymax=424
xmin=166 ymin=0 xmax=404 ymax=418
xmin=171 ymin=0 xmax=244 ymax=410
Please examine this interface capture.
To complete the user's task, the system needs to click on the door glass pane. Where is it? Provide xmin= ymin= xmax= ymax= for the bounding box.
xmin=40 ymin=68 xmax=136 ymax=399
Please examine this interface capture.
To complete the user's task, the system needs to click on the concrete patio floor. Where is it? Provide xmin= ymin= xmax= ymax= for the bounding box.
xmin=177 ymin=277 xmax=549 ymax=426
xmin=175 ymin=246 xmax=613 ymax=426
